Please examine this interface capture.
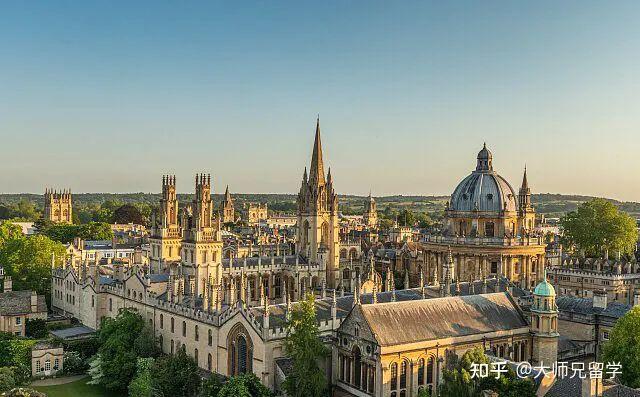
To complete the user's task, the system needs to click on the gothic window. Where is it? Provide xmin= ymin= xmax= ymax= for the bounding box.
xmin=343 ymin=269 xmax=350 ymax=280
xmin=208 ymin=353 xmax=212 ymax=371
xmin=194 ymin=348 xmax=199 ymax=363
xmin=195 ymin=325 xmax=199 ymax=341
xmin=160 ymin=314 xmax=163 ymax=329
xmin=340 ymin=249 xmax=348 ymax=259
xmin=171 ymin=317 xmax=175 ymax=333
xmin=418 ymin=358 xmax=425 ymax=385
xmin=390 ymin=362 xmax=398 ymax=391
xmin=321 ymin=222 xmax=329 ymax=246
xmin=427 ymin=356 xmax=434 ymax=385
xmin=208 ymin=329 xmax=213 ymax=346
xmin=353 ymin=346 xmax=362 ymax=388
xmin=400 ymin=360 xmax=408 ymax=389
xmin=182 ymin=321 xmax=187 ymax=337
xmin=227 ymin=324 xmax=253 ymax=377
xmin=109 ymin=298 xmax=112 ymax=312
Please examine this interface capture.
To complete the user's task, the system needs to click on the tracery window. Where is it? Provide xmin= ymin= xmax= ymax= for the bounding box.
xmin=227 ymin=324 xmax=253 ymax=376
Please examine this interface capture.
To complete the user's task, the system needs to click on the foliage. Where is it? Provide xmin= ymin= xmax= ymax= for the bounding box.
xmin=0 ymin=200 xmax=40 ymax=222
xmin=0 ymin=229 xmax=66 ymax=299
xmin=602 ymin=306 xmax=640 ymax=388
xmin=0 ymin=334 xmax=36 ymax=385
xmin=397 ymin=209 xmax=415 ymax=227
xmin=2 ymin=387 xmax=47 ymax=397
xmin=438 ymin=347 xmax=536 ymax=397
xmin=199 ymin=375 xmax=224 ymax=397
xmin=151 ymin=349 xmax=201 ymax=397
xmin=128 ymin=357 xmax=155 ymax=397
xmin=561 ymin=198 xmax=638 ymax=257
xmin=0 ymin=367 xmax=16 ymax=393
xmin=25 ymin=319 xmax=47 ymax=339
xmin=0 ymin=222 xmax=23 ymax=246
xmin=87 ymin=355 xmax=104 ymax=386
xmin=98 ymin=309 xmax=158 ymax=392
xmin=63 ymin=351 xmax=86 ymax=375
xmin=283 ymin=293 xmax=329 ymax=397
xmin=416 ymin=387 xmax=431 ymax=397
xmin=36 ymin=221 xmax=113 ymax=244
xmin=214 ymin=373 xmax=272 ymax=397
xmin=58 ymin=337 xmax=100 ymax=362
xmin=113 ymin=205 xmax=144 ymax=225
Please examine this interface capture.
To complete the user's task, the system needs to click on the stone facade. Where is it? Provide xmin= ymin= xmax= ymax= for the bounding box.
xmin=43 ymin=188 xmax=72 ymax=224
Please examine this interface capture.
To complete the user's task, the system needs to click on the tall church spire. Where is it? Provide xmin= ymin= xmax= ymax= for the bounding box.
xmin=309 ymin=117 xmax=325 ymax=187
xmin=521 ymin=166 xmax=529 ymax=191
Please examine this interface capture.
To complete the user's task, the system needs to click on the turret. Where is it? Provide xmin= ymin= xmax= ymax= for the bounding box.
xmin=531 ymin=268 xmax=559 ymax=365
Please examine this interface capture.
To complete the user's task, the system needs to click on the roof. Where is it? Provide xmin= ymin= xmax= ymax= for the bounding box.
xmin=49 ymin=325 xmax=96 ymax=340
xmin=450 ymin=171 xmax=518 ymax=213
xmin=359 ymin=292 xmax=528 ymax=347
xmin=0 ymin=290 xmax=47 ymax=315
xmin=148 ymin=274 xmax=169 ymax=283
xmin=533 ymin=279 xmax=556 ymax=297
xmin=556 ymin=295 xmax=631 ymax=319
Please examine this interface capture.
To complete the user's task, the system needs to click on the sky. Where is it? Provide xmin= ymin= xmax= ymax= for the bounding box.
xmin=2 ymin=1 xmax=640 ymax=201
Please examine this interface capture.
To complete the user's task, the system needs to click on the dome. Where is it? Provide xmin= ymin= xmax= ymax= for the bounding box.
xmin=450 ymin=172 xmax=518 ymax=213
xmin=449 ymin=144 xmax=518 ymax=213
xmin=533 ymin=279 xmax=556 ymax=297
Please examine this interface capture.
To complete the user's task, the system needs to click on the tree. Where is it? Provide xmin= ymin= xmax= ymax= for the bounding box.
xmin=439 ymin=347 xmax=536 ymax=397
xmin=561 ymin=198 xmax=638 ymax=257
xmin=199 ymin=375 xmax=224 ymax=397
xmin=98 ymin=309 xmax=158 ymax=392
xmin=25 ymin=319 xmax=47 ymax=338
xmin=215 ymin=373 xmax=272 ymax=397
xmin=0 ymin=367 xmax=16 ymax=393
xmin=283 ymin=293 xmax=329 ymax=397
xmin=128 ymin=357 xmax=155 ymax=397
xmin=602 ymin=306 xmax=640 ymax=388
xmin=0 ymin=222 xmax=23 ymax=246
xmin=397 ymin=209 xmax=415 ymax=227
xmin=113 ymin=205 xmax=144 ymax=225
xmin=87 ymin=354 xmax=104 ymax=386
xmin=0 ymin=233 xmax=66 ymax=299
xmin=62 ymin=351 xmax=86 ymax=375
xmin=152 ymin=348 xmax=201 ymax=397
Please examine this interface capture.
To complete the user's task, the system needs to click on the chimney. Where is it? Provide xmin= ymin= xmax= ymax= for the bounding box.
xmin=3 ymin=276 xmax=12 ymax=292
xmin=581 ymin=376 xmax=602 ymax=397
xmin=31 ymin=291 xmax=38 ymax=312
xmin=634 ymin=290 xmax=640 ymax=307
xmin=593 ymin=289 xmax=608 ymax=310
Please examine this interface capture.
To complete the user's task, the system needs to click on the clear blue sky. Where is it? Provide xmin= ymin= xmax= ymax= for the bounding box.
xmin=2 ymin=1 xmax=640 ymax=200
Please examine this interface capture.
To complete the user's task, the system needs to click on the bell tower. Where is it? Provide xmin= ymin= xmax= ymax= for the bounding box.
xmin=531 ymin=269 xmax=559 ymax=365
xmin=296 ymin=118 xmax=340 ymax=288
xmin=149 ymin=175 xmax=181 ymax=273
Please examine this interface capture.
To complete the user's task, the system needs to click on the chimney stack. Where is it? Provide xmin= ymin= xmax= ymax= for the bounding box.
xmin=3 ymin=276 xmax=12 ymax=292
xmin=31 ymin=291 xmax=38 ymax=312
xmin=593 ymin=289 xmax=608 ymax=310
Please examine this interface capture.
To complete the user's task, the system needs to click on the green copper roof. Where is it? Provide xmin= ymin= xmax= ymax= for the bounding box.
xmin=534 ymin=279 xmax=556 ymax=297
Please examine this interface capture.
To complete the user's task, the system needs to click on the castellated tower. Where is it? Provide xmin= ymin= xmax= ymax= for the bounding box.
xmin=181 ymin=174 xmax=223 ymax=299
xmin=149 ymin=176 xmax=182 ymax=273
xmin=530 ymin=269 xmax=559 ymax=365
xmin=296 ymin=118 xmax=340 ymax=288
xmin=220 ymin=185 xmax=235 ymax=224
xmin=44 ymin=188 xmax=72 ymax=224
xmin=363 ymin=192 xmax=378 ymax=229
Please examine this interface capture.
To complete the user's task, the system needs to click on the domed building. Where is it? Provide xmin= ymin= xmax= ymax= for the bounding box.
xmin=420 ymin=144 xmax=546 ymax=289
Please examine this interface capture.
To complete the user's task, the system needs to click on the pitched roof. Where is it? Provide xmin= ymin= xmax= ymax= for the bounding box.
xmin=0 ymin=290 xmax=47 ymax=315
xmin=359 ymin=292 xmax=528 ymax=347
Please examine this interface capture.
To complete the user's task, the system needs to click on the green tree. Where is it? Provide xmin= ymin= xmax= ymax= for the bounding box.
xmin=87 ymin=354 xmax=104 ymax=386
xmin=62 ymin=351 xmax=86 ymax=375
xmin=397 ymin=209 xmax=415 ymax=227
xmin=98 ymin=309 xmax=158 ymax=392
xmin=0 ymin=367 xmax=16 ymax=393
xmin=25 ymin=319 xmax=47 ymax=338
xmin=0 ymin=233 xmax=66 ymax=299
xmin=152 ymin=348 xmax=201 ymax=397
xmin=128 ymin=357 xmax=155 ymax=397
xmin=283 ymin=293 xmax=329 ymax=397
xmin=0 ymin=222 xmax=23 ymax=246
xmin=199 ymin=374 xmax=224 ymax=397
xmin=560 ymin=198 xmax=638 ymax=257
xmin=113 ymin=205 xmax=144 ymax=225
xmin=602 ymin=306 xmax=640 ymax=388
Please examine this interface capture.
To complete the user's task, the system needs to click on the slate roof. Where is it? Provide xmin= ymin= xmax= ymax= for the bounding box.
xmin=148 ymin=274 xmax=169 ymax=283
xmin=556 ymin=295 xmax=631 ymax=319
xmin=0 ymin=290 xmax=47 ymax=316
xmin=49 ymin=325 xmax=96 ymax=340
xmin=359 ymin=292 xmax=528 ymax=347
xmin=222 ymin=254 xmax=307 ymax=269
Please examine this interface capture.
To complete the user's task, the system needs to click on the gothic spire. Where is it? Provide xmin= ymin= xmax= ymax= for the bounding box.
xmin=224 ymin=185 xmax=231 ymax=201
xmin=309 ymin=117 xmax=326 ymax=187
xmin=521 ymin=166 xmax=529 ymax=191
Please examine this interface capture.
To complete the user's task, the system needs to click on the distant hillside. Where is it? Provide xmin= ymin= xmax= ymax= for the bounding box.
xmin=1 ymin=192 xmax=639 ymax=219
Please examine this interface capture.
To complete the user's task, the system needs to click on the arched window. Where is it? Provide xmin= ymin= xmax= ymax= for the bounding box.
xmin=208 ymin=329 xmax=213 ymax=346
xmin=227 ymin=324 xmax=254 ymax=377
xmin=353 ymin=346 xmax=362 ymax=388
xmin=343 ymin=268 xmax=350 ymax=280
xmin=208 ymin=353 xmax=212 ymax=371
xmin=171 ymin=340 xmax=174 ymax=354
xmin=427 ymin=356 xmax=434 ymax=385
xmin=109 ymin=298 xmax=112 ymax=311
xmin=400 ymin=360 xmax=408 ymax=389
xmin=160 ymin=314 xmax=164 ymax=329
xmin=418 ymin=358 xmax=425 ymax=385
xmin=171 ymin=317 xmax=175 ymax=333
xmin=194 ymin=348 xmax=199 ymax=364
xmin=195 ymin=325 xmax=199 ymax=341
xmin=182 ymin=321 xmax=187 ymax=337
xmin=390 ymin=362 xmax=398 ymax=391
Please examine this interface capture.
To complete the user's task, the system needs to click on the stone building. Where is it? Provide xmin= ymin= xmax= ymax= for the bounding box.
xmin=363 ymin=193 xmax=378 ymax=229
xmin=296 ymin=118 xmax=340 ymax=288
xmin=220 ymin=185 xmax=236 ymax=224
xmin=31 ymin=341 xmax=64 ymax=378
xmin=247 ymin=203 xmax=268 ymax=225
xmin=421 ymin=144 xmax=546 ymax=289
xmin=0 ymin=277 xmax=47 ymax=336
xmin=43 ymin=188 xmax=72 ymax=224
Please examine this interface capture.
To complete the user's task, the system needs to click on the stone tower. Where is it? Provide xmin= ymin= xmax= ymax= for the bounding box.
xmin=220 ymin=185 xmax=235 ymax=224
xmin=530 ymin=269 xmax=559 ymax=365
xmin=44 ymin=188 xmax=72 ymax=224
xmin=181 ymin=174 xmax=223 ymax=299
xmin=296 ymin=118 xmax=340 ymax=288
xmin=518 ymin=166 xmax=536 ymax=235
xmin=149 ymin=175 xmax=182 ymax=273
xmin=363 ymin=192 xmax=378 ymax=229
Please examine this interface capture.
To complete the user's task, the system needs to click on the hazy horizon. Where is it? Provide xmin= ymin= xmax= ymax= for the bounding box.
xmin=2 ymin=2 xmax=640 ymax=201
